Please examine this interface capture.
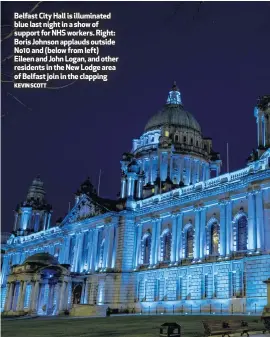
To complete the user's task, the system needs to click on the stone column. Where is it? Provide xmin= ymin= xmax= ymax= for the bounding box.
xmin=13 ymin=213 xmax=18 ymax=231
xmin=150 ymin=219 xmax=157 ymax=266
xmin=179 ymin=157 xmax=183 ymax=183
xmin=170 ymin=215 xmax=177 ymax=264
xmin=121 ymin=176 xmax=126 ymax=199
xmin=175 ymin=213 xmax=183 ymax=262
xmin=43 ymin=212 xmax=48 ymax=231
xmin=64 ymin=235 xmax=71 ymax=264
xmin=102 ymin=227 xmax=109 ymax=268
xmin=30 ymin=281 xmax=40 ymax=314
xmin=111 ymin=225 xmax=118 ymax=269
xmin=258 ymin=115 xmax=264 ymax=147
xmin=127 ymin=176 xmax=133 ymax=198
xmin=135 ymin=224 xmax=142 ymax=267
xmin=155 ymin=218 xmax=162 ymax=264
xmin=199 ymin=207 xmax=206 ymax=259
xmin=83 ymin=281 xmax=89 ymax=304
xmin=262 ymin=278 xmax=270 ymax=316
xmin=86 ymin=230 xmax=93 ymax=271
xmin=248 ymin=192 xmax=256 ymax=251
xmin=90 ymin=229 xmax=99 ymax=272
xmin=219 ymin=201 xmax=226 ymax=257
xmin=58 ymin=281 xmax=67 ymax=312
xmin=75 ymin=232 xmax=84 ymax=273
xmin=167 ymin=152 xmax=171 ymax=180
xmin=106 ymin=225 xmax=115 ymax=268
xmin=149 ymin=156 xmax=153 ymax=183
xmin=54 ymin=283 xmax=60 ymax=314
xmin=12 ymin=283 xmax=18 ymax=311
xmin=255 ymin=190 xmax=264 ymax=251
xmin=17 ymin=281 xmax=27 ymax=311
xmin=194 ymin=208 xmax=200 ymax=260
xmin=226 ymin=200 xmax=233 ymax=256
xmin=4 ymin=282 xmax=13 ymax=312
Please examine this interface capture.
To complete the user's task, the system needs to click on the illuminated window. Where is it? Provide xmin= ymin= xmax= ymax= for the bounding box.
xmin=210 ymin=223 xmax=220 ymax=256
xmin=237 ymin=216 xmax=248 ymax=251
xmin=186 ymin=227 xmax=194 ymax=258
xmin=204 ymin=275 xmax=208 ymax=298
xmin=151 ymin=188 xmax=155 ymax=193
xmin=165 ymin=131 xmax=169 ymax=137
xmin=243 ymin=271 xmax=246 ymax=297
xmin=141 ymin=234 xmax=151 ymax=265
xmin=232 ymin=272 xmax=237 ymax=297
xmin=161 ymin=231 xmax=172 ymax=262
xmin=213 ymin=274 xmax=218 ymax=298
xmin=177 ymin=277 xmax=182 ymax=300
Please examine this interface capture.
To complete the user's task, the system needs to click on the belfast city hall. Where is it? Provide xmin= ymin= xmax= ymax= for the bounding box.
xmin=1 ymin=84 xmax=270 ymax=317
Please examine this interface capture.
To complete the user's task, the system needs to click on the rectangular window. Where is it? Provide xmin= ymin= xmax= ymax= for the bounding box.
xmin=213 ymin=274 xmax=218 ymax=298
xmin=232 ymin=272 xmax=237 ymax=297
xmin=204 ymin=275 xmax=208 ymax=298
xmin=177 ymin=277 xmax=182 ymax=300
xmin=243 ymin=271 xmax=246 ymax=297
xmin=155 ymin=279 xmax=160 ymax=301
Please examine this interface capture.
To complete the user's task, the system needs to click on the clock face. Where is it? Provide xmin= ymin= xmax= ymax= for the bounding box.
xmin=79 ymin=203 xmax=95 ymax=218
xmin=79 ymin=204 xmax=90 ymax=217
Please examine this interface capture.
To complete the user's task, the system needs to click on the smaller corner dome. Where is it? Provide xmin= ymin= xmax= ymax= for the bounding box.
xmin=23 ymin=253 xmax=59 ymax=266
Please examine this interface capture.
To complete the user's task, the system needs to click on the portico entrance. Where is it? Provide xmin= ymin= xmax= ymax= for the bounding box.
xmin=3 ymin=253 xmax=71 ymax=316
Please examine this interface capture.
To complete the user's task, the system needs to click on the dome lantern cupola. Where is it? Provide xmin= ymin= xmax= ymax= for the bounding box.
xmin=166 ymin=81 xmax=182 ymax=105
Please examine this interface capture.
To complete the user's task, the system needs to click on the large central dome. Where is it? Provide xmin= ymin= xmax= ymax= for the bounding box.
xmin=144 ymin=82 xmax=201 ymax=133
xmin=145 ymin=104 xmax=201 ymax=133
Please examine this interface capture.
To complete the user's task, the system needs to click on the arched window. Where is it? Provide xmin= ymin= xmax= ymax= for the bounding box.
xmin=196 ymin=141 xmax=199 ymax=147
xmin=183 ymin=136 xmax=187 ymax=143
xmin=141 ymin=234 xmax=151 ymax=265
xmin=190 ymin=138 xmax=193 ymax=145
xmin=210 ymin=223 xmax=220 ymax=256
xmin=161 ymin=231 xmax=172 ymax=262
xmin=237 ymin=216 xmax=248 ymax=251
xmin=151 ymin=137 xmax=154 ymax=142
xmin=175 ymin=135 xmax=179 ymax=142
xmin=186 ymin=227 xmax=194 ymax=258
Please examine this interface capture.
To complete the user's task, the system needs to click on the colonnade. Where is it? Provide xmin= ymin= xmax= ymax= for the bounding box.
xmin=135 ymin=190 xmax=265 ymax=268
xmin=62 ymin=224 xmax=117 ymax=273
xmin=13 ymin=209 xmax=51 ymax=233
xmin=120 ymin=153 xmax=212 ymax=200
xmin=4 ymin=278 xmax=70 ymax=315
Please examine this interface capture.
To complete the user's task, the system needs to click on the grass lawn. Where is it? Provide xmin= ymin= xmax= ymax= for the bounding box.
xmin=1 ymin=314 xmax=261 ymax=337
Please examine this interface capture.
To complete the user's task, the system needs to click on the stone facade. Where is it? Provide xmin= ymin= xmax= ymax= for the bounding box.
xmin=1 ymin=87 xmax=270 ymax=316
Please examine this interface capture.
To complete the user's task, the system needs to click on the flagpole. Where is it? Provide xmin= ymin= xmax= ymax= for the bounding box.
xmin=98 ymin=169 xmax=102 ymax=196
xmin=227 ymin=142 xmax=229 ymax=173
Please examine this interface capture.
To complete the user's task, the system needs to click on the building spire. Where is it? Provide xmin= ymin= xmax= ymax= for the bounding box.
xmin=166 ymin=81 xmax=182 ymax=105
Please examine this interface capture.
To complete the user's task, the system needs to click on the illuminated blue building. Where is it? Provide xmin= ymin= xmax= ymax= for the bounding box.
xmin=1 ymin=85 xmax=270 ymax=316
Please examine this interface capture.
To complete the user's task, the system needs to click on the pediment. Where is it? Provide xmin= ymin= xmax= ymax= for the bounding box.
xmin=62 ymin=195 xmax=103 ymax=226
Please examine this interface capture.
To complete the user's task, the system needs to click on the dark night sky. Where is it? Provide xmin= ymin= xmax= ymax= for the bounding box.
xmin=1 ymin=1 xmax=270 ymax=233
